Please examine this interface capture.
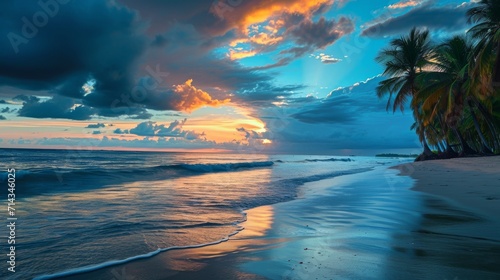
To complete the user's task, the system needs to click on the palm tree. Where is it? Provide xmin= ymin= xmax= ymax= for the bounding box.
xmin=416 ymin=36 xmax=477 ymax=155
xmin=466 ymin=40 xmax=500 ymax=152
xmin=467 ymin=1 xmax=500 ymax=152
xmin=376 ymin=27 xmax=436 ymax=158
xmin=467 ymin=0 xmax=500 ymax=86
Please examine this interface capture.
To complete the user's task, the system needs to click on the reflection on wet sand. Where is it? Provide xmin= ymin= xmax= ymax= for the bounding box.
xmin=384 ymin=196 xmax=500 ymax=280
xmin=162 ymin=205 xmax=276 ymax=262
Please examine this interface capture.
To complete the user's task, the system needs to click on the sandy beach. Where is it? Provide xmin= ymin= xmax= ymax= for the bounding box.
xmin=53 ymin=157 xmax=500 ymax=280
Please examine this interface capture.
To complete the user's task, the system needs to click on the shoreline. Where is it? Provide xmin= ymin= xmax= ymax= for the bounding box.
xmin=51 ymin=158 xmax=500 ymax=279
xmin=44 ymin=167 xmax=382 ymax=280
xmin=38 ymin=167 xmax=375 ymax=280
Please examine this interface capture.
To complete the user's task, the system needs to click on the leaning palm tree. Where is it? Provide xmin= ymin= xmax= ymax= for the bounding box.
xmin=467 ymin=1 xmax=500 ymax=152
xmin=376 ymin=27 xmax=435 ymax=158
xmin=467 ymin=0 xmax=500 ymax=86
xmin=416 ymin=36 xmax=478 ymax=155
xmin=466 ymin=40 xmax=500 ymax=153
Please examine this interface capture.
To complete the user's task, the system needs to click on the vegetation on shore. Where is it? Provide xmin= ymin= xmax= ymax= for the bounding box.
xmin=376 ymin=0 xmax=500 ymax=161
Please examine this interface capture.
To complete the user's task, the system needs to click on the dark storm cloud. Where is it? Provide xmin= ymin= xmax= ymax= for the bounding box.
xmin=291 ymin=96 xmax=358 ymax=124
xmin=1 ymin=0 xmax=341 ymax=121
xmin=13 ymin=95 xmax=37 ymax=103
xmin=16 ymin=96 xmax=95 ymax=120
xmin=0 ymin=0 xmax=160 ymax=119
xmin=285 ymin=17 xmax=355 ymax=57
xmin=0 ymin=115 xmax=6 ymax=120
xmin=0 ymin=0 xmax=147 ymax=90
xmin=361 ymin=2 xmax=470 ymax=37
xmin=118 ymin=0 xmax=215 ymax=34
xmin=90 ymin=106 xmax=152 ymax=120
xmin=291 ymin=76 xmax=386 ymax=124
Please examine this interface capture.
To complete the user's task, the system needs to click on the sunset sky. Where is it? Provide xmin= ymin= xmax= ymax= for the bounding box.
xmin=0 ymin=0 xmax=475 ymax=154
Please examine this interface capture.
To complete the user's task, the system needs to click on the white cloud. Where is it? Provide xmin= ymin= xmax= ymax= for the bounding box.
xmin=310 ymin=53 xmax=342 ymax=64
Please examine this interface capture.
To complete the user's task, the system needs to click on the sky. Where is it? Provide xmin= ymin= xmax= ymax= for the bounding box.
xmin=0 ymin=0 xmax=476 ymax=154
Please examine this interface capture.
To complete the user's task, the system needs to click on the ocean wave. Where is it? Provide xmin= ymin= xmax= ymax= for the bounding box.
xmin=0 ymin=169 xmax=33 ymax=181
xmin=176 ymin=161 xmax=274 ymax=172
xmin=0 ymin=160 xmax=275 ymax=185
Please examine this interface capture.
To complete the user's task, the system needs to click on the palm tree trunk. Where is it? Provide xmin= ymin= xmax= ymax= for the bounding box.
xmin=444 ymin=138 xmax=455 ymax=153
xmin=444 ymin=138 xmax=457 ymax=157
xmin=427 ymin=124 xmax=444 ymax=152
xmin=422 ymin=139 xmax=434 ymax=156
xmin=436 ymin=142 xmax=444 ymax=154
xmin=416 ymin=115 xmax=435 ymax=157
xmin=467 ymin=100 xmax=493 ymax=154
xmin=453 ymin=127 xmax=476 ymax=155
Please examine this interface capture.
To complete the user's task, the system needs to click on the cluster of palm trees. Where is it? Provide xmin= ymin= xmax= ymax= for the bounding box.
xmin=376 ymin=0 xmax=500 ymax=160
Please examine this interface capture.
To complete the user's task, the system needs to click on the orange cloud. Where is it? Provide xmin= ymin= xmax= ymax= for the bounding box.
xmin=229 ymin=49 xmax=258 ymax=60
xmin=250 ymin=32 xmax=283 ymax=45
xmin=222 ymin=0 xmax=343 ymax=61
xmin=235 ymin=0 xmax=335 ymax=32
xmin=171 ymin=79 xmax=230 ymax=112
xmin=220 ymin=0 xmax=337 ymax=38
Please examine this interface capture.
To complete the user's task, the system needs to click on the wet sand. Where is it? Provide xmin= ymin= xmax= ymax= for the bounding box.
xmin=394 ymin=155 xmax=500 ymax=241
xmin=53 ymin=159 xmax=500 ymax=280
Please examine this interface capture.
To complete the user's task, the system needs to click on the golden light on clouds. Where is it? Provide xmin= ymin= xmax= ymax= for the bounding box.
xmin=171 ymin=79 xmax=230 ymax=112
xmin=179 ymin=104 xmax=269 ymax=145
xmin=238 ymin=0 xmax=334 ymax=31
xmin=229 ymin=49 xmax=258 ymax=60
xmin=227 ymin=0 xmax=335 ymax=60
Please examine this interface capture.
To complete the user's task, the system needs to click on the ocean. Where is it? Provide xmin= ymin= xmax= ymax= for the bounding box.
xmin=0 ymin=148 xmax=411 ymax=279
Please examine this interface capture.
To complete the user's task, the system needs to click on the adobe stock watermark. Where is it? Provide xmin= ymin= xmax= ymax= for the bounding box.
xmin=6 ymin=168 xmax=17 ymax=273
xmin=110 ymin=64 xmax=170 ymax=116
xmin=7 ymin=0 xmax=71 ymax=54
